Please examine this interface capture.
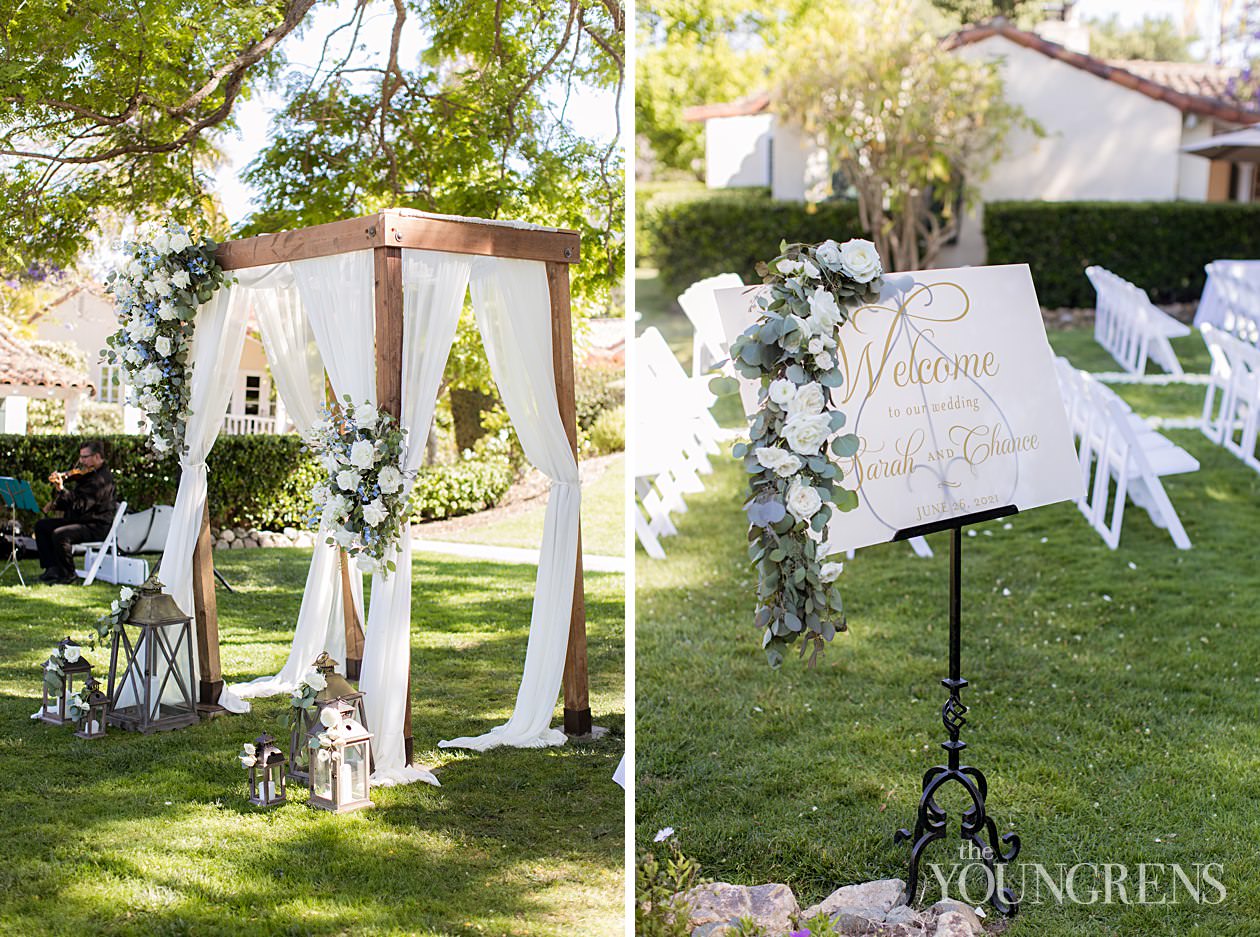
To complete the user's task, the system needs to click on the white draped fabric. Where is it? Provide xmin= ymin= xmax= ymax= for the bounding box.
xmin=439 ymin=257 xmax=580 ymax=751
xmin=155 ymin=280 xmax=254 ymax=714
xmin=356 ymin=250 xmax=471 ymax=785
xmin=230 ymin=268 xmax=364 ymax=699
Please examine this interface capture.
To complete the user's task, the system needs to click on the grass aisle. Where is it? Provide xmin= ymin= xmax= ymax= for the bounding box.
xmin=636 ymin=443 xmax=1260 ymax=935
xmin=0 ymin=550 xmax=624 ymax=937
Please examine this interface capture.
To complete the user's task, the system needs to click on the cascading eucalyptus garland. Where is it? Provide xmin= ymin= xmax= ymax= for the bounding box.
xmin=726 ymin=238 xmax=884 ymax=667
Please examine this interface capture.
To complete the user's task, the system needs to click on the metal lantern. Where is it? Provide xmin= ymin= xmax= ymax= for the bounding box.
xmin=106 ymin=576 xmax=199 ymax=733
xmin=307 ymin=705 xmax=374 ymax=814
xmin=289 ymin=652 xmax=369 ymax=783
xmin=247 ymin=733 xmax=288 ymax=808
xmin=73 ymin=677 xmax=109 ymax=740
xmin=40 ymin=637 xmax=93 ymax=726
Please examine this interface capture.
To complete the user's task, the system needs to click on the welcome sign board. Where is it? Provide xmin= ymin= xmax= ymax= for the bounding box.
xmin=716 ymin=263 xmax=1083 ymax=554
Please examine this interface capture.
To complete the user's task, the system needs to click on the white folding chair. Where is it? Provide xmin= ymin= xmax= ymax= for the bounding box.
xmin=1199 ymin=324 xmax=1260 ymax=473
xmin=1072 ymin=374 xmax=1197 ymax=549
xmin=1086 ymin=266 xmax=1188 ymax=375
xmin=678 ymin=273 xmax=745 ymax=378
xmin=73 ymin=501 xmax=131 ymax=586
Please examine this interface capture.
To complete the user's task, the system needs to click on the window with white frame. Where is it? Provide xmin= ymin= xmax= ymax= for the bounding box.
xmin=97 ymin=364 xmax=124 ymax=405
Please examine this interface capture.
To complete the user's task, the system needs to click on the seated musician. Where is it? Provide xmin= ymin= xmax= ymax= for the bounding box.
xmin=35 ymin=440 xmax=118 ymax=585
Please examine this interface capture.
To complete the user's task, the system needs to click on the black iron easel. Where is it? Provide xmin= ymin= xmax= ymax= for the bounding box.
xmin=891 ymin=505 xmax=1022 ymax=916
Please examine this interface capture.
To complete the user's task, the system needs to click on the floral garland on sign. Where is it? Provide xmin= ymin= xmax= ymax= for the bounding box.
xmin=103 ymin=222 xmax=229 ymax=455
xmin=727 ymin=238 xmax=884 ymax=668
xmin=306 ymin=399 xmax=411 ymax=576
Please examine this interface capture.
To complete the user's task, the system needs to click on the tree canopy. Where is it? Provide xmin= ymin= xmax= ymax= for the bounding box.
xmin=1087 ymin=14 xmax=1199 ymax=62
xmin=0 ymin=0 xmax=623 ymax=312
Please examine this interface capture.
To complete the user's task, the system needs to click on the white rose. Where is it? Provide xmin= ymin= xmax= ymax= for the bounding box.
xmin=356 ymin=404 xmax=380 ymax=430
xmin=169 ymin=231 xmax=193 ymax=252
xmin=815 ymin=239 xmax=843 ymax=270
xmin=839 ymin=238 xmax=882 ymax=283
xmin=324 ymin=494 xmax=348 ymax=520
xmin=126 ymin=259 xmax=145 ymax=279
xmin=139 ymin=393 xmax=159 ymax=412
xmin=119 ymin=586 xmax=134 ymax=602
xmin=808 ymin=286 xmax=844 ymax=332
xmin=305 ymin=670 xmax=328 ymax=692
xmin=815 ymin=352 xmax=835 ymax=370
xmin=320 ymin=453 xmax=340 ymax=474
xmin=332 ymin=527 xmax=353 ymax=547
xmin=157 ymin=302 xmax=178 ymax=321
xmin=783 ymin=412 xmax=832 ymax=455
xmin=768 ymin=379 xmax=796 ymax=407
xmin=754 ymin=447 xmax=803 ymax=478
xmin=349 ymin=439 xmax=377 ymax=470
xmin=362 ymin=498 xmax=387 ymax=527
xmin=786 ymin=480 xmax=823 ymax=523
xmin=355 ymin=554 xmax=376 ymax=573
xmin=788 ymin=382 xmax=825 ymax=419
xmin=152 ymin=435 xmax=170 ymax=453
xmin=152 ymin=232 xmax=170 ymax=254
xmin=799 ymin=257 xmax=820 ymax=280
xmin=63 ymin=644 xmax=81 ymax=663
xmin=318 ymin=706 xmax=340 ymax=728
xmin=377 ymin=465 xmax=403 ymax=494
xmin=242 ymin=742 xmax=256 ymax=756
xmin=125 ymin=346 xmax=144 ymax=366
xmin=171 ymin=269 xmax=191 ymax=289
xmin=779 ymin=259 xmax=803 ymax=277
xmin=154 ymin=335 xmax=172 ymax=357
xmin=820 ymin=561 xmax=845 ymax=583
xmin=808 ymin=337 xmax=825 ymax=356
xmin=336 ymin=469 xmax=361 ymax=492
xmin=140 ymin=364 xmax=162 ymax=386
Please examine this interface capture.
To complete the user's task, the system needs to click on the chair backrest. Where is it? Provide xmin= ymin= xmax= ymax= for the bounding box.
xmin=677 ymin=273 xmax=744 ymax=367
xmin=1086 ymin=265 xmax=1155 ymax=374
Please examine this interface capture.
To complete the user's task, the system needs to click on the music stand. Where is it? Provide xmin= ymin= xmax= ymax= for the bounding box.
xmin=0 ymin=477 xmax=40 ymax=586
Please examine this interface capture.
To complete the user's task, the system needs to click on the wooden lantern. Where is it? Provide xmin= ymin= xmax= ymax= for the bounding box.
xmin=41 ymin=637 xmax=92 ymax=726
xmin=307 ymin=704 xmax=374 ymax=814
xmin=246 ymin=733 xmax=288 ymax=808
xmin=72 ymin=677 xmax=109 ymax=740
xmin=288 ymin=652 xmax=368 ymax=784
xmin=106 ymin=576 xmax=199 ymax=733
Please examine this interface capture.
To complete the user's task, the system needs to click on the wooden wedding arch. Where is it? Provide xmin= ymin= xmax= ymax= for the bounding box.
xmin=192 ymin=209 xmax=592 ymax=758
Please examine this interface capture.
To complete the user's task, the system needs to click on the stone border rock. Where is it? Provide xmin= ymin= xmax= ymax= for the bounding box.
xmin=674 ymin=879 xmax=993 ymax=937
xmin=210 ymin=526 xmax=316 ymax=550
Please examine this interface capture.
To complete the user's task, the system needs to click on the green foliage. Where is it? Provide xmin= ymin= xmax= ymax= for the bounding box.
xmin=984 ymin=200 xmax=1260 ymax=309
xmin=0 ymin=432 xmax=323 ymax=530
xmin=575 ymin=364 xmax=626 ymax=433
xmin=409 ymin=450 xmax=517 ymax=521
xmin=773 ymin=0 xmax=1032 ymax=271
xmin=1086 ymin=14 xmax=1199 ymax=62
xmin=588 ymin=405 xmax=626 ymax=455
xmin=642 ymin=191 xmax=863 ymax=299
xmin=635 ymin=838 xmax=706 ymax=937
xmin=636 ymin=180 xmax=747 ymax=267
xmin=928 ymin=0 xmax=1039 ymax=26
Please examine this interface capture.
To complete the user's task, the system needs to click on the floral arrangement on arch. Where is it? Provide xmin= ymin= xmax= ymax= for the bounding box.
xmin=306 ymin=399 xmax=412 ymax=576
xmin=726 ymin=238 xmax=884 ymax=668
xmin=103 ymin=222 xmax=229 ymax=455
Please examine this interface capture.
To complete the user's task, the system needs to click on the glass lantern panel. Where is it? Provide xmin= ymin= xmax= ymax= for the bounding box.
xmin=346 ymin=743 xmax=369 ymax=801
xmin=269 ymin=763 xmax=285 ymax=798
xmin=311 ymin=749 xmax=334 ymax=801
xmin=293 ymin=725 xmax=310 ymax=772
xmin=249 ymin=766 xmax=262 ymax=800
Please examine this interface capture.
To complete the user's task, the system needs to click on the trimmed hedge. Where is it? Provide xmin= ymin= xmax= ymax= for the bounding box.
xmin=641 ymin=190 xmax=864 ymax=299
xmin=985 ymin=201 xmax=1260 ymax=309
xmin=0 ymin=433 xmax=518 ymax=530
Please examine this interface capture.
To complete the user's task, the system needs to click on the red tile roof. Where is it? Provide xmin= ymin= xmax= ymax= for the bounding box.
xmin=0 ymin=326 xmax=94 ymax=394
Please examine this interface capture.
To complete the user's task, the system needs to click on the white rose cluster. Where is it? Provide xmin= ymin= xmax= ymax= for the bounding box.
xmin=304 ymin=399 xmax=412 ymax=577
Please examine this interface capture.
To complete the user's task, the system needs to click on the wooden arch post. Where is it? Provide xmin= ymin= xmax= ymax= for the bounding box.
xmin=199 ymin=210 xmax=592 ymax=743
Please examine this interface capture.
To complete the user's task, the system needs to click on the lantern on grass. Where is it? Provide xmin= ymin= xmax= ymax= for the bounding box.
xmin=106 ymin=576 xmax=199 ymax=733
xmin=307 ymin=704 xmax=374 ymax=814
xmin=243 ymin=733 xmax=288 ymax=808
xmin=72 ymin=678 xmax=109 ymax=740
xmin=41 ymin=637 xmax=93 ymax=726
xmin=289 ymin=652 xmax=369 ymax=784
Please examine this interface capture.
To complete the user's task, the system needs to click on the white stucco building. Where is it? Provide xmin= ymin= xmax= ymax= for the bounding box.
xmin=683 ymin=18 xmax=1260 ymax=265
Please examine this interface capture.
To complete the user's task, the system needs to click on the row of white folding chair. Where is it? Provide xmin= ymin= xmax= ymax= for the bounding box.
xmin=1199 ymin=323 xmax=1260 ymax=474
xmin=1055 ymin=357 xmax=1197 ymax=550
xmin=1205 ymin=267 xmax=1260 ymax=345
xmin=633 ymin=328 xmax=724 ymax=558
xmin=1086 ymin=266 xmax=1189 ymax=375
xmin=678 ymin=272 xmax=745 ymax=378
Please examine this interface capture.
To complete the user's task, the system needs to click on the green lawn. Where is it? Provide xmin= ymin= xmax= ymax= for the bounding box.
xmin=635 ymin=268 xmax=1260 ymax=933
xmin=426 ymin=455 xmax=626 ymax=557
xmin=0 ymin=550 xmax=624 ymax=936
